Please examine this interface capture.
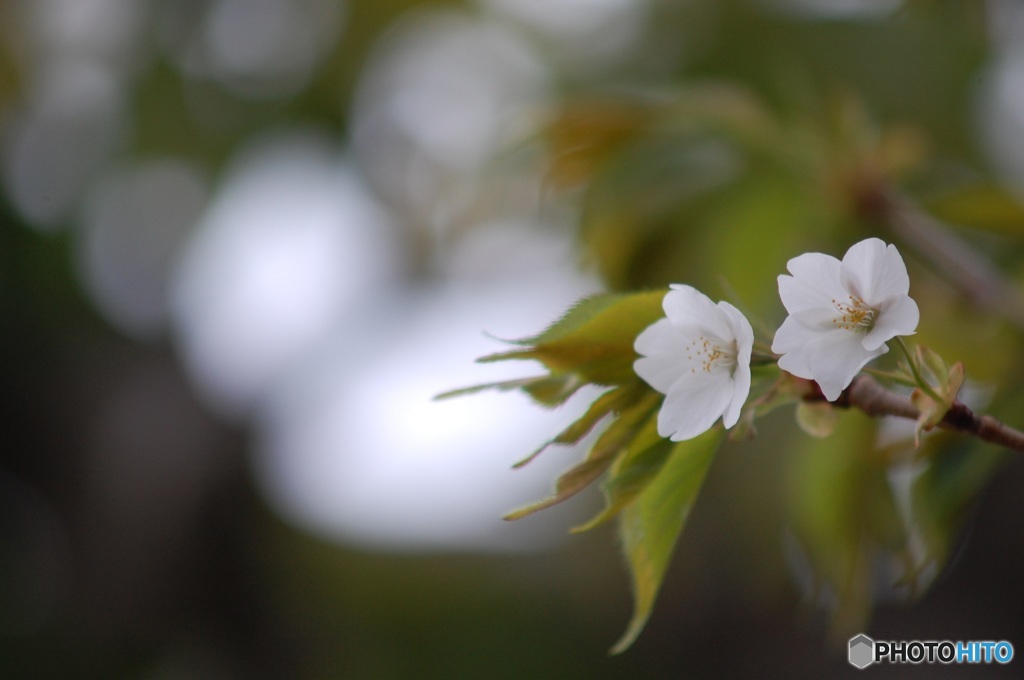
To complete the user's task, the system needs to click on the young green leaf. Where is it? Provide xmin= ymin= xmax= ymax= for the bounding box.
xmin=572 ymin=410 xmax=673 ymax=532
xmin=434 ymin=374 xmax=582 ymax=408
xmin=480 ymin=291 xmax=667 ymax=385
xmin=514 ymin=382 xmax=645 ymax=468
xmin=611 ymin=428 xmax=722 ymax=654
xmin=503 ymin=392 xmax=659 ymax=521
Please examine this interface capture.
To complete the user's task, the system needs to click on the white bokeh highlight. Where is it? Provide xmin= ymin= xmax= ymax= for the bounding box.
xmin=77 ymin=159 xmax=207 ymax=339
xmin=253 ymin=233 xmax=601 ymax=552
xmin=171 ymin=131 xmax=397 ymax=417
xmin=2 ymin=62 xmax=125 ymax=229
xmin=477 ymin=0 xmax=649 ymax=69
xmin=977 ymin=47 xmax=1024 ymax=194
xmin=352 ymin=10 xmax=549 ymax=222
xmin=167 ymin=0 xmax=346 ymax=99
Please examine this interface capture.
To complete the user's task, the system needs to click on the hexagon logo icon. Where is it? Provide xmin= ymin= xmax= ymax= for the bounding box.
xmin=849 ymin=634 xmax=875 ymax=669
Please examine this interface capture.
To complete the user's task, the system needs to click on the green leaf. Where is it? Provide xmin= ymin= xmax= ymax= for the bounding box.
xmin=514 ymin=382 xmax=645 ymax=468
xmin=521 ymin=374 xmax=586 ymax=406
xmin=529 ymin=291 xmax=665 ymax=345
xmin=503 ymin=392 xmax=659 ymax=521
xmin=482 ymin=291 xmax=668 ymax=386
xmin=611 ymin=428 xmax=722 ymax=654
xmin=572 ymin=409 xmax=673 ymax=532
xmin=434 ymin=374 xmax=583 ymax=408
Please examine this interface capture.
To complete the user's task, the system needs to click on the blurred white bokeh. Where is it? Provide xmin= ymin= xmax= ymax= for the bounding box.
xmin=1 ymin=0 xmax=146 ymax=229
xmin=352 ymin=10 xmax=550 ymax=232
xmin=478 ymin=0 xmax=649 ymax=69
xmin=169 ymin=124 xmax=604 ymax=551
xmin=162 ymin=0 xmax=345 ymax=99
xmin=2 ymin=62 xmax=125 ymax=228
xmin=27 ymin=0 xmax=146 ymax=66
xmin=77 ymin=158 xmax=208 ymax=339
xmin=171 ymin=131 xmax=398 ymax=417
xmin=3 ymin=0 xmax=620 ymax=554
xmin=977 ymin=44 xmax=1024 ymax=195
xmin=253 ymin=265 xmax=602 ymax=552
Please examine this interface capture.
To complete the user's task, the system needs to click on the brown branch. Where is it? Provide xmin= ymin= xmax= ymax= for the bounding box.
xmin=887 ymin=197 xmax=1024 ymax=329
xmin=808 ymin=375 xmax=1024 ymax=454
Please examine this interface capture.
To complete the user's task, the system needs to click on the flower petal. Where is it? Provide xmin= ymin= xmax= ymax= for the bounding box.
xmin=657 ymin=370 xmax=735 ymax=441
xmin=723 ymin=361 xmax=750 ymax=429
xmin=862 ymin=294 xmax=919 ymax=351
xmin=778 ymin=252 xmax=845 ymax=313
xmin=805 ymin=329 xmax=887 ymax=401
xmin=790 ymin=305 xmax=844 ymax=332
xmin=776 ymin=352 xmax=812 ymax=382
xmin=840 ymin=238 xmax=910 ymax=303
xmin=771 ymin=315 xmax=818 ymax=378
xmin=718 ymin=300 xmax=755 ymax=357
xmin=717 ymin=300 xmax=754 ymax=428
xmin=634 ymin=320 xmax=693 ymax=394
xmin=664 ymin=284 xmax=732 ymax=340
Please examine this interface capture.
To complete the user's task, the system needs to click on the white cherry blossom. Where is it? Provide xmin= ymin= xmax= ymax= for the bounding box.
xmin=634 ymin=284 xmax=754 ymax=441
xmin=771 ymin=237 xmax=920 ymax=401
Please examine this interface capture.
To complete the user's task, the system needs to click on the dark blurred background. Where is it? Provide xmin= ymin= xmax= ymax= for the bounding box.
xmin=2 ymin=0 xmax=1024 ymax=677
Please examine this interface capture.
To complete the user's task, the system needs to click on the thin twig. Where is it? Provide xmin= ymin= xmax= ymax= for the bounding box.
xmin=806 ymin=375 xmax=1024 ymax=454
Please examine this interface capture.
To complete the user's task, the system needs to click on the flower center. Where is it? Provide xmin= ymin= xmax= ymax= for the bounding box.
xmin=831 ymin=295 xmax=878 ymax=332
xmin=686 ymin=335 xmax=738 ymax=374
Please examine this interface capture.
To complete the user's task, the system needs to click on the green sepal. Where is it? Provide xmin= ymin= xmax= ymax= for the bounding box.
xmin=915 ymin=344 xmax=949 ymax=385
xmin=911 ymin=361 xmax=965 ymax=447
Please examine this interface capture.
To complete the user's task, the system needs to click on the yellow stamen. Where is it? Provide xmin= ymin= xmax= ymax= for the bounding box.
xmin=686 ymin=335 xmax=738 ymax=374
xmin=831 ymin=295 xmax=877 ymax=332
